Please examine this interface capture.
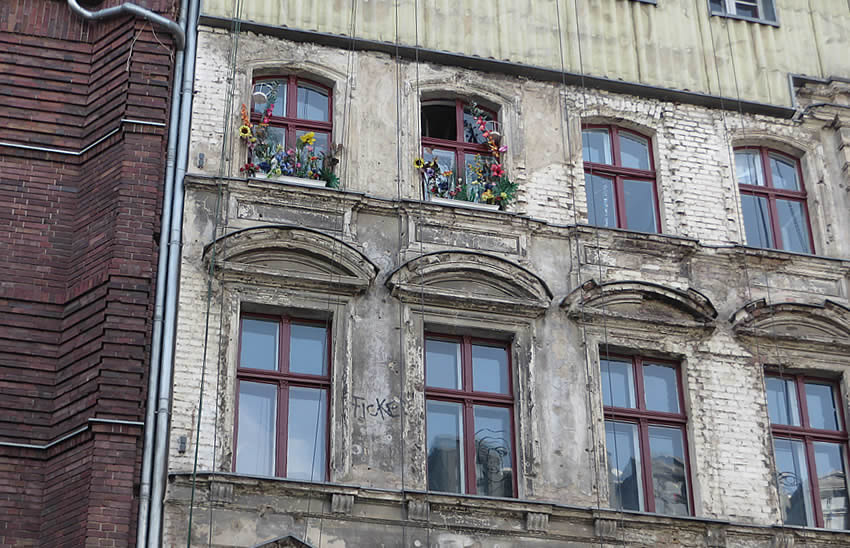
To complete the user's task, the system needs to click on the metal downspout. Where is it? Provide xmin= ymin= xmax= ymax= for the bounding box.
xmin=135 ymin=0 xmax=188 ymax=544
xmin=148 ymin=0 xmax=201 ymax=540
xmin=67 ymin=0 xmax=185 ymax=50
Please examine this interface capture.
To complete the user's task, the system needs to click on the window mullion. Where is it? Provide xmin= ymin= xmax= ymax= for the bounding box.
xmin=804 ymin=437 xmax=825 ymax=528
xmin=464 ymin=400 xmax=476 ymax=495
xmin=639 ymin=418 xmax=655 ymax=513
xmin=278 ymin=381 xmax=289 ymax=477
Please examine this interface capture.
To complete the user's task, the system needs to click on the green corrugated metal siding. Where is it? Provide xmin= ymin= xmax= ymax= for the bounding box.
xmin=203 ymin=0 xmax=850 ymax=107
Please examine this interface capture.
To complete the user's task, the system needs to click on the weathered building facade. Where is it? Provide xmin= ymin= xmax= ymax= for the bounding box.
xmin=164 ymin=1 xmax=850 ymax=546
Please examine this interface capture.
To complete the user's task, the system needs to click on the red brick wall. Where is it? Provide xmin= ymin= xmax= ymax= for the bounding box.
xmin=0 ymin=1 xmax=175 ymax=546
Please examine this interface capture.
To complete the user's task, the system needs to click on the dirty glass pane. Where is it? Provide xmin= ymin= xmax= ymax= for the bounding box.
xmin=776 ymin=199 xmax=811 ymax=254
xmin=736 ymin=151 xmax=765 ymax=186
xmin=252 ymin=79 xmax=286 ymax=117
xmin=813 ymin=442 xmax=850 ymax=530
xmin=805 ymin=383 xmax=841 ymax=431
xmin=426 ymin=339 xmax=461 ymax=390
xmin=766 ymin=377 xmax=801 ymax=426
xmin=601 ymin=358 xmax=636 ymax=409
xmin=605 ymin=421 xmax=643 ymax=511
xmin=236 ymin=382 xmax=277 ymax=476
xmin=620 ymin=132 xmax=651 ymax=170
xmin=774 ymin=437 xmax=814 ymax=527
xmin=760 ymin=0 xmax=776 ymax=21
xmin=769 ymin=154 xmax=800 ymax=191
xmin=585 ymin=173 xmax=617 ymax=228
xmin=474 ymin=405 xmax=513 ymax=497
xmin=240 ymin=318 xmax=278 ymax=370
xmin=296 ymin=83 xmax=329 ymax=121
xmin=286 ymin=387 xmax=327 ymax=481
xmin=623 ymin=179 xmax=658 ymax=233
xmin=426 ymin=400 xmax=465 ymax=493
xmin=289 ymin=324 xmax=327 ymax=376
xmin=582 ymin=128 xmax=612 ymax=164
xmin=422 ymin=103 xmax=456 ymax=141
xmin=643 ymin=363 xmax=679 ymax=413
xmin=740 ymin=193 xmax=774 ymax=248
xmin=463 ymin=106 xmax=492 ymax=144
xmin=648 ymin=426 xmax=689 ymax=516
xmin=709 ymin=0 xmax=726 ymax=14
xmin=472 ymin=344 xmax=509 ymax=394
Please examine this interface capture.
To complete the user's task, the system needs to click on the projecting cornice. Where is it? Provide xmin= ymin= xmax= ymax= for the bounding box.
xmin=730 ymin=298 xmax=850 ymax=347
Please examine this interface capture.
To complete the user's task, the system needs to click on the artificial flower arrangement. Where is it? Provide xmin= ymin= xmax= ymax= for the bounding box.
xmin=237 ymin=103 xmax=340 ymax=189
xmin=415 ymin=105 xmax=517 ymax=210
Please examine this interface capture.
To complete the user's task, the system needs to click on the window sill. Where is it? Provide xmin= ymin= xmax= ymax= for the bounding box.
xmin=709 ymin=12 xmax=779 ymax=27
xmin=246 ymin=174 xmax=336 ymax=189
xmin=429 ymin=196 xmax=502 ymax=212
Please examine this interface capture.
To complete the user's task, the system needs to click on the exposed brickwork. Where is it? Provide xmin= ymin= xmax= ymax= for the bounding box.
xmin=0 ymin=0 xmax=176 ymax=546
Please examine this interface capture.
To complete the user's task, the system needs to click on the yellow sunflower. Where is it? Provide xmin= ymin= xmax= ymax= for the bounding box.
xmin=413 ymin=157 xmax=425 ymax=169
xmin=238 ymin=125 xmax=252 ymax=139
xmin=300 ymin=131 xmax=317 ymax=145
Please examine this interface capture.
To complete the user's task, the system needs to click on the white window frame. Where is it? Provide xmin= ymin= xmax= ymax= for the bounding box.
xmin=710 ymin=0 xmax=777 ymax=23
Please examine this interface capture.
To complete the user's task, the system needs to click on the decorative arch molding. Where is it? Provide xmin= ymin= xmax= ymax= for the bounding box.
xmin=247 ymin=60 xmax=348 ymax=90
xmin=415 ymin=76 xmax=517 ymax=110
xmin=252 ymin=535 xmax=314 ymax=548
xmin=730 ymin=130 xmax=813 ymax=159
xmin=204 ymin=225 xmax=378 ymax=295
xmin=580 ymin=114 xmax=658 ymax=140
xmin=730 ymin=298 xmax=850 ymax=345
xmin=386 ymin=251 xmax=552 ymax=318
xmin=561 ymin=279 xmax=718 ymax=328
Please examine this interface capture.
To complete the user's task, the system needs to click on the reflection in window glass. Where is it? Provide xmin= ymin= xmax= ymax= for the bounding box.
xmin=287 ymin=387 xmax=327 ymax=481
xmin=623 ymin=179 xmax=658 ymax=233
xmin=253 ymin=80 xmax=286 ymax=117
xmin=582 ymin=129 xmax=612 ymax=164
xmin=643 ymin=363 xmax=679 ymax=413
xmin=426 ymin=400 xmax=465 ymax=493
xmin=606 ymin=421 xmax=643 ymax=511
xmin=240 ymin=319 xmax=279 ymax=370
xmin=296 ymin=84 xmax=329 ymax=122
xmin=235 ymin=382 xmax=277 ymax=476
xmin=774 ymin=438 xmax=815 ymax=527
xmin=601 ymin=359 xmax=636 ymax=409
xmin=585 ymin=174 xmax=617 ymax=228
xmin=776 ymin=199 xmax=811 ymax=254
xmin=769 ymin=154 xmax=800 ymax=191
xmin=736 ymin=151 xmax=765 ymax=187
xmin=474 ymin=405 xmax=513 ymax=497
xmin=289 ymin=324 xmax=327 ymax=376
xmin=741 ymin=194 xmax=774 ymax=248
xmin=472 ymin=345 xmax=509 ymax=394
xmin=766 ymin=377 xmax=801 ymax=426
xmin=805 ymin=383 xmax=840 ymax=431
xmin=648 ymin=426 xmax=689 ymax=516
xmin=426 ymin=339 xmax=461 ymax=390
xmin=423 ymin=147 xmax=458 ymax=197
xmin=463 ymin=107 xmax=492 ymax=144
xmin=620 ymin=133 xmax=651 ymax=170
xmin=813 ymin=442 xmax=850 ymax=530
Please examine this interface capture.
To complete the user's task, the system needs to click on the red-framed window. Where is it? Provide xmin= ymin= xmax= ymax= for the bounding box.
xmin=766 ymin=374 xmax=849 ymax=529
xmin=421 ymin=99 xmax=497 ymax=196
xmin=582 ymin=125 xmax=661 ymax=233
xmin=250 ymin=76 xmax=333 ymax=157
xmin=233 ymin=314 xmax=331 ymax=481
xmin=601 ymin=355 xmax=692 ymax=516
xmin=424 ymin=334 xmax=516 ymax=497
xmin=735 ymin=147 xmax=814 ymax=254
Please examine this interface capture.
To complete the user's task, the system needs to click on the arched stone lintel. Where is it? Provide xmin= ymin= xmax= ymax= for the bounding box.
xmin=730 ymin=298 xmax=850 ymax=341
xmin=561 ymin=279 xmax=718 ymax=325
xmin=386 ymin=250 xmax=553 ymax=318
xmin=204 ymin=225 xmax=378 ymax=295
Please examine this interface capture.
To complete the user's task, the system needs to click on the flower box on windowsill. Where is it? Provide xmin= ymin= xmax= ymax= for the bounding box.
xmin=430 ymin=196 xmax=500 ymax=211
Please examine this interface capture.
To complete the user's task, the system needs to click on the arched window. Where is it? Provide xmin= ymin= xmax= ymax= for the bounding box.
xmin=420 ymin=99 xmax=503 ymax=205
xmin=246 ymin=76 xmax=332 ymax=178
xmin=582 ymin=125 xmax=660 ymax=234
xmin=734 ymin=147 xmax=814 ymax=254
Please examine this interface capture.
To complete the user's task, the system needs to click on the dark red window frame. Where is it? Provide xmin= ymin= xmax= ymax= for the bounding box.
xmin=250 ymin=75 xmax=333 ymax=149
xmin=735 ymin=146 xmax=815 ymax=253
xmin=582 ymin=124 xmax=661 ymax=233
xmin=424 ymin=333 xmax=518 ymax=497
xmin=421 ymin=99 xmax=496 ymax=174
xmin=233 ymin=314 xmax=331 ymax=480
xmin=602 ymin=354 xmax=694 ymax=514
xmin=767 ymin=373 xmax=849 ymax=528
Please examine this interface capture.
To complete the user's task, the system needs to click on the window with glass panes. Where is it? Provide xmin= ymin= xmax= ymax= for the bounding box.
xmin=421 ymin=99 xmax=497 ymax=197
xmin=735 ymin=147 xmax=814 ymax=254
xmin=709 ymin=0 xmax=776 ymax=22
xmin=425 ymin=335 xmax=516 ymax=497
xmin=250 ymin=76 xmax=332 ymax=158
xmin=234 ymin=315 xmax=330 ymax=481
xmin=582 ymin=125 xmax=661 ymax=233
xmin=601 ymin=355 xmax=692 ymax=516
xmin=766 ymin=375 xmax=849 ymax=529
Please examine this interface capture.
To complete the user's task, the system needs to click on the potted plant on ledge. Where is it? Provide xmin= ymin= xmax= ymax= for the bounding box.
xmin=237 ymin=103 xmax=340 ymax=189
